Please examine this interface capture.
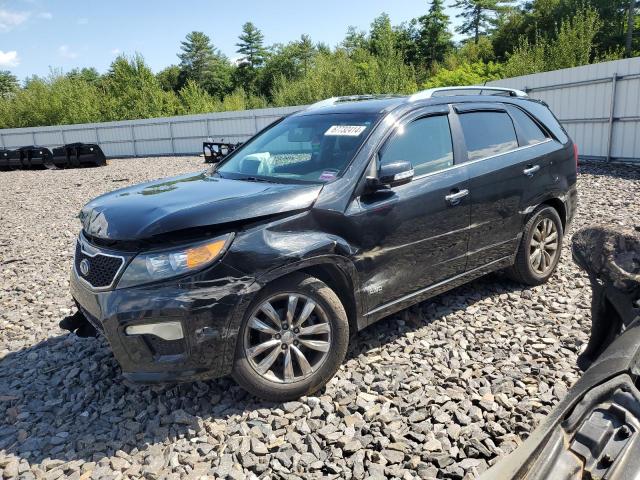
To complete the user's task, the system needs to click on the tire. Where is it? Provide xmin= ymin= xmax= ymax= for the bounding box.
xmin=507 ymin=205 xmax=563 ymax=286
xmin=232 ymin=273 xmax=349 ymax=402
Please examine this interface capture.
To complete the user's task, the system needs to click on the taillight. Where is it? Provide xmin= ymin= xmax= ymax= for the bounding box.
xmin=573 ymin=143 xmax=579 ymax=168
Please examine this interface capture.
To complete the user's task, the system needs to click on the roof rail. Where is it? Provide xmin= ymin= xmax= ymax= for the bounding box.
xmin=306 ymin=94 xmax=403 ymax=110
xmin=409 ymin=86 xmax=528 ymax=102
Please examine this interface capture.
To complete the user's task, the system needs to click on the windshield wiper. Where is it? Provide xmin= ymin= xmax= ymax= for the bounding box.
xmin=236 ymin=176 xmax=277 ymax=183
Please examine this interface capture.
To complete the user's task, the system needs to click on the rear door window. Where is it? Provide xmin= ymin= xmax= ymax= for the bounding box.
xmin=458 ymin=111 xmax=518 ymax=161
xmin=379 ymin=115 xmax=454 ymax=177
xmin=509 ymin=107 xmax=548 ymax=146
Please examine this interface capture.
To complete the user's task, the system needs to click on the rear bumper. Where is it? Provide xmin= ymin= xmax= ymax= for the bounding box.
xmin=70 ymin=263 xmax=255 ymax=382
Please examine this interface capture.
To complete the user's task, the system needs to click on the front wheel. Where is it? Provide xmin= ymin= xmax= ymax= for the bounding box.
xmin=507 ymin=205 xmax=563 ymax=286
xmin=232 ymin=273 xmax=349 ymax=402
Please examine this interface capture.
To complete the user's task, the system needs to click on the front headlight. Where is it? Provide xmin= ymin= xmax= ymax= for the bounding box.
xmin=117 ymin=233 xmax=233 ymax=288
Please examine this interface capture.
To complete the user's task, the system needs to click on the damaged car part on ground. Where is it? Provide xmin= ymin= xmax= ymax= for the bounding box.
xmin=482 ymin=225 xmax=640 ymax=480
xmin=63 ymin=87 xmax=578 ymax=401
xmin=0 ymin=143 xmax=106 ymax=170
xmin=202 ymin=141 xmax=242 ymax=163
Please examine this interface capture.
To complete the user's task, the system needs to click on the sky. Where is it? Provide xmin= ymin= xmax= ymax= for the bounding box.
xmin=0 ymin=1 xmax=464 ymax=81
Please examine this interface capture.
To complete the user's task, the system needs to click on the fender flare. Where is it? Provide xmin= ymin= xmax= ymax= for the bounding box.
xmin=219 ymin=254 xmax=362 ymax=374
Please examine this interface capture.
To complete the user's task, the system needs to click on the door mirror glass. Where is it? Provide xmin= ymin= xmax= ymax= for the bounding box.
xmin=379 ymin=160 xmax=414 ymax=187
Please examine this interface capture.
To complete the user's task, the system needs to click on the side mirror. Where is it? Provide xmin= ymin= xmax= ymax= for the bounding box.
xmin=379 ymin=160 xmax=414 ymax=187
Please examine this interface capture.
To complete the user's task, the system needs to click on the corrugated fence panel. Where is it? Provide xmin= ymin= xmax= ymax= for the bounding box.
xmin=3 ymin=132 xmax=34 ymax=148
xmin=488 ymin=57 xmax=640 ymax=162
xmin=100 ymin=125 xmax=133 ymax=143
xmin=172 ymin=120 xmax=208 ymax=139
xmin=34 ymin=131 xmax=63 ymax=146
xmin=103 ymin=142 xmax=135 ymax=158
xmin=2 ymin=59 xmax=638 ymax=162
xmin=64 ymin=128 xmax=98 ymax=144
xmin=0 ymin=105 xmax=302 ymax=158
xmin=134 ymin=123 xmax=171 ymax=141
xmin=136 ymin=139 xmax=173 ymax=156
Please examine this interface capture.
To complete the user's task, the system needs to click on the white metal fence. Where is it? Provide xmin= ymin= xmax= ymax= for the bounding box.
xmin=0 ymin=106 xmax=302 ymax=158
xmin=1 ymin=57 xmax=639 ymax=162
xmin=488 ymin=57 xmax=640 ymax=162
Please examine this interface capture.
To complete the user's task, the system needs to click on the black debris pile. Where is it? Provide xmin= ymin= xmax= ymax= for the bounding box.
xmin=0 ymin=143 xmax=106 ymax=171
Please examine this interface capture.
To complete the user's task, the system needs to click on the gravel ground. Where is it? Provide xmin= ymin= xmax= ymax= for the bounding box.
xmin=1 ymin=157 xmax=639 ymax=480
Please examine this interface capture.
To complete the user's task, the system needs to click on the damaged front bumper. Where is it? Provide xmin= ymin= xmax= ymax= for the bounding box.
xmin=68 ymin=261 xmax=255 ymax=383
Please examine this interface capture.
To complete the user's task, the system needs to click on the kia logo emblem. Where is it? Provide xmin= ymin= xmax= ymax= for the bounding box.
xmin=79 ymin=259 xmax=90 ymax=276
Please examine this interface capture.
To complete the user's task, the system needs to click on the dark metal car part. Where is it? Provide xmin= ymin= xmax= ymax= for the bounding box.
xmin=572 ymin=225 xmax=640 ymax=371
xmin=203 ymin=141 xmax=241 ymax=163
xmin=0 ymin=143 xmax=106 ymax=170
xmin=482 ymin=226 xmax=640 ymax=480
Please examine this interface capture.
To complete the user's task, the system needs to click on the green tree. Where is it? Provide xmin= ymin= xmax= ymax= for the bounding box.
xmin=491 ymin=6 xmax=526 ymax=60
xmin=235 ymin=22 xmax=267 ymax=94
xmin=178 ymin=80 xmax=218 ymax=113
xmin=102 ymin=54 xmax=180 ymax=121
xmin=178 ymin=31 xmax=215 ymax=84
xmin=177 ymin=31 xmax=233 ymax=98
xmin=369 ymin=13 xmax=396 ymax=57
xmin=423 ymin=61 xmax=503 ymax=87
xmin=417 ymin=0 xmax=453 ymax=69
xmin=157 ymin=65 xmax=181 ymax=92
xmin=393 ymin=22 xmax=420 ymax=67
xmin=236 ymin=22 xmax=267 ymax=68
xmin=0 ymin=71 xmax=19 ymax=98
xmin=452 ymin=0 xmax=514 ymax=43
xmin=0 ymin=74 xmax=103 ymax=128
xmin=259 ymin=36 xmax=318 ymax=99
xmin=272 ymin=49 xmax=417 ymax=107
xmin=342 ymin=26 xmax=368 ymax=54
xmin=65 ymin=67 xmax=101 ymax=85
xmin=296 ymin=34 xmax=316 ymax=74
xmin=503 ymin=7 xmax=602 ymax=77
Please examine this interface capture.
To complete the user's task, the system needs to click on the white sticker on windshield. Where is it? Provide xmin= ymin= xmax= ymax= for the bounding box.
xmin=324 ymin=125 xmax=367 ymax=137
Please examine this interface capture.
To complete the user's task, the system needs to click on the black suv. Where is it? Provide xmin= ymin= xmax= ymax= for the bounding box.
xmin=69 ymin=87 xmax=578 ymax=401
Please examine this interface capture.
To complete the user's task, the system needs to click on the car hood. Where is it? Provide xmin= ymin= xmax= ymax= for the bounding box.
xmin=79 ymin=172 xmax=322 ymax=241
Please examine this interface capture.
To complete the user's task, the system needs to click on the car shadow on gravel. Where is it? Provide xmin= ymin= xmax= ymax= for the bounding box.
xmin=0 ymin=272 xmax=528 ymax=466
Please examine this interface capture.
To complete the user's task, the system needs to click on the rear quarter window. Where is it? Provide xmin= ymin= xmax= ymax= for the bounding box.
xmin=458 ymin=111 xmax=518 ymax=161
xmin=509 ymin=107 xmax=548 ymax=146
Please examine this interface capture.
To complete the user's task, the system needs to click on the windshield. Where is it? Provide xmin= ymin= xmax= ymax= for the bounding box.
xmin=215 ymin=113 xmax=378 ymax=183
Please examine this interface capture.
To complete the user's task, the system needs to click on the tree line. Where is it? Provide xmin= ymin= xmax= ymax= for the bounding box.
xmin=0 ymin=0 xmax=636 ymax=129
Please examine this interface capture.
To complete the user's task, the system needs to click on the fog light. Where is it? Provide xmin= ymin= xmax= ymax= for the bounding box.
xmin=125 ymin=321 xmax=184 ymax=341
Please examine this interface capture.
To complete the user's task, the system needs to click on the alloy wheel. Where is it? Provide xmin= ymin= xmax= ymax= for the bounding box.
xmin=529 ymin=217 xmax=559 ymax=275
xmin=243 ymin=293 xmax=332 ymax=384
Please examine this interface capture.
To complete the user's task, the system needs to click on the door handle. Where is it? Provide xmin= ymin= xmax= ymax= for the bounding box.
xmin=523 ymin=165 xmax=540 ymax=177
xmin=445 ymin=189 xmax=469 ymax=205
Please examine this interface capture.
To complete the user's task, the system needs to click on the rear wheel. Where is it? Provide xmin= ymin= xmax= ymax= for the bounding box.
xmin=232 ymin=273 xmax=349 ymax=401
xmin=507 ymin=205 xmax=563 ymax=285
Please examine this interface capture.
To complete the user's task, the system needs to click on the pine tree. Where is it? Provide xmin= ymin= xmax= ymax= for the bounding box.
xmin=418 ymin=0 xmax=453 ymax=68
xmin=452 ymin=0 xmax=514 ymax=44
xmin=0 ymin=70 xmax=19 ymax=98
xmin=236 ymin=22 xmax=267 ymax=68
xmin=178 ymin=31 xmax=232 ymax=99
xmin=234 ymin=22 xmax=267 ymax=94
xmin=296 ymin=34 xmax=315 ymax=74
xmin=178 ymin=32 xmax=215 ymax=82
